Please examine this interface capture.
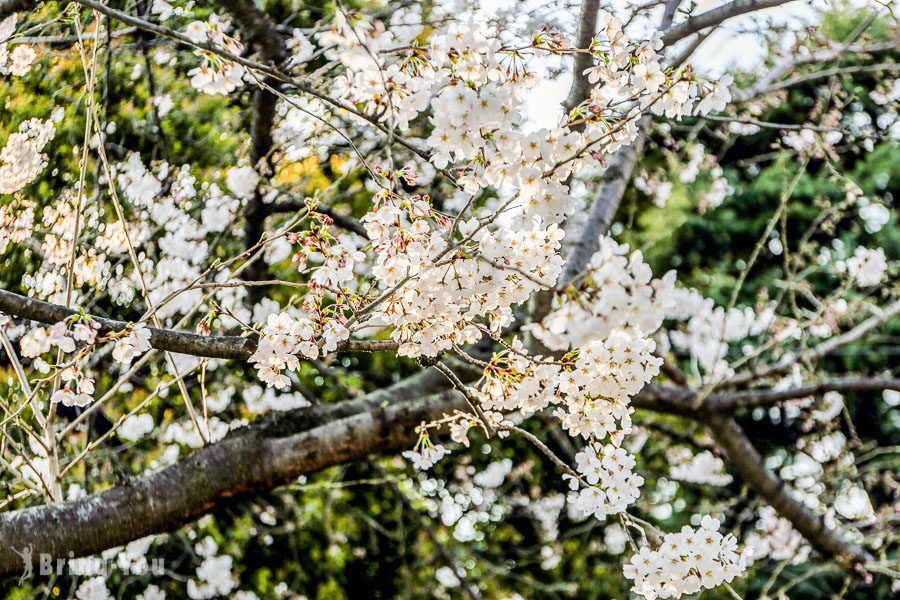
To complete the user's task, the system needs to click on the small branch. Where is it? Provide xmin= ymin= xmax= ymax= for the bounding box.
xmin=0 ymin=288 xmax=395 ymax=361
xmin=706 ymin=377 xmax=900 ymax=412
xmin=724 ymin=300 xmax=900 ymax=387
xmin=734 ymin=41 xmax=898 ymax=101
xmin=751 ymin=61 xmax=899 ymax=97
xmin=503 ymin=425 xmax=583 ymax=483
xmin=433 ymin=361 xmax=495 ymax=437
xmin=267 ymin=201 xmax=368 ymax=237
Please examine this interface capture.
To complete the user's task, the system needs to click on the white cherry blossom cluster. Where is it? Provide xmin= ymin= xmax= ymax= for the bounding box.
xmin=745 ymin=506 xmax=810 ymax=565
xmin=112 ymin=323 xmax=153 ymax=365
xmin=476 ymin=330 xmax=662 ymax=436
xmin=668 ymin=449 xmax=733 ymax=486
xmin=359 ymin=185 xmax=565 ymax=357
xmin=460 ymin=237 xmax=670 ymax=519
xmin=187 ymin=537 xmax=237 ymax=599
xmin=0 ymin=117 xmax=56 ymax=194
xmin=623 ymin=517 xmax=750 ymax=599
xmin=52 ymin=366 xmax=97 ymax=407
xmin=666 ymin=288 xmax=773 ymax=383
xmin=19 ymin=317 xmax=100 ymax=406
xmin=112 ymin=154 xmax=245 ymax=319
xmin=553 ymin=331 xmax=662 ymax=441
xmin=584 ymin=16 xmax=730 ymax=122
xmin=21 ymin=191 xmax=113 ymax=304
xmin=318 ymin=8 xmax=727 ymax=220
xmin=402 ymin=441 xmax=450 ymax=470
xmin=0 ymin=13 xmax=36 ymax=77
xmin=183 ymin=15 xmax=245 ymax=95
xmin=471 ymin=330 xmax=661 ymax=519
xmin=290 ymin=223 xmax=366 ymax=290
xmin=842 ymin=246 xmax=888 ymax=287
xmin=273 ymin=95 xmax=345 ymax=162
xmin=249 ymin=312 xmax=321 ymax=389
xmin=530 ymin=235 xmax=676 ymax=351
xmin=568 ymin=444 xmax=644 ymax=520
xmin=248 ymin=311 xmax=350 ymax=388
xmin=317 ymin=7 xmax=429 ymax=131
xmin=858 ymin=199 xmax=890 ymax=234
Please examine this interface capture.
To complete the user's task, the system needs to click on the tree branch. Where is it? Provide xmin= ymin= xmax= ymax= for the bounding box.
xmin=558 ymin=134 xmax=644 ymax=288
xmin=660 ymin=0 xmax=794 ymax=46
xmin=660 ymin=0 xmax=682 ymax=30
xmin=723 ymin=300 xmax=900 ymax=387
xmin=707 ymin=413 xmax=871 ymax=569
xmin=563 ymin=0 xmax=599 ymax=114
xmin=734 ymin=41 xmax=899 ymax=101
xmin=747 ymin=61 xmax=899 ymax=98
xmin=0 ymin=289 xmax=256 ymax=360
xmin=0 ymin=288 xmax=395 ymax=360
xmin=706 ymin=377 xmax=900 ymax=412
xmin=267 ymin=201 xmax=369 ymax=237
xmin=0 ymin=380 xmax=466 ymax=576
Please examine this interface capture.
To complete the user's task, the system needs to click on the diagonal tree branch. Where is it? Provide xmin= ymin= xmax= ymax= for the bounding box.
xmin=557 ymin=134 xmax=644 ymax=288
xmin=660 ymin=0 xmax=682 ymax=30
xmin=0 ymin=379 xmax=465 ymax=576
xmin=734 ymin=41 xmax=898 ymax=101
xmin=723 ymin=299 xmax=900 ymax=388
xmin=660 ymin=0 xmax=795 ymax=46
xmin=707 ymin=413 xmax=871 ymax=569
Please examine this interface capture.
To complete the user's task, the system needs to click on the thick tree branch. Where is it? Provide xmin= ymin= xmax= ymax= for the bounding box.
xmin=660 ymin=0 xmax=795 ymax=46
xmin=0 ymin=366 xmax=703 ymax=576
xmin=558 ymin=135 xmax=644 ymax=288
xmin=0 ymin=314 xmax=884 ymax=577
xmin=707 ymin=413 xmax=871 ymax=569
xmin=0 ymin=381 xmax=465 ymax=576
